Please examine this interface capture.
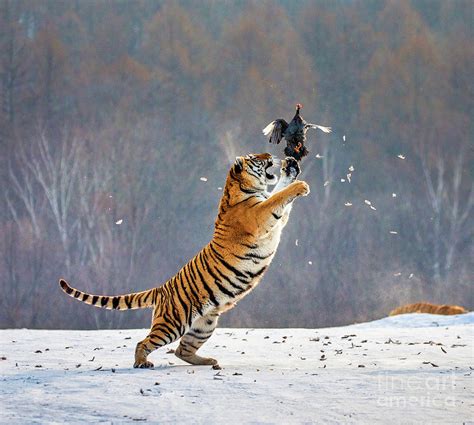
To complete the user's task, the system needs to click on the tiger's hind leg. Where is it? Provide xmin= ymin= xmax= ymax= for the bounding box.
xmin=175 ymin=313 xmax=219 ymax=366
xmin=134 ymin=318 xmax=185 ymax=369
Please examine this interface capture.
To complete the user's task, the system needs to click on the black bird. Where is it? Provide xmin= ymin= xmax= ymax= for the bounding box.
xmin=262 ymin=104 xmax=331 ymax=161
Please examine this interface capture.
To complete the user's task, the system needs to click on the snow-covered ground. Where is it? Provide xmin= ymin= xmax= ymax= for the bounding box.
xmin=1 ymin=313 xmax=473 ymax=424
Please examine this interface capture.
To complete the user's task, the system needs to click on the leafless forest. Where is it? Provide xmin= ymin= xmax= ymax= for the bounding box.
xmin=1 ymin=0 xmax=472 ymax=329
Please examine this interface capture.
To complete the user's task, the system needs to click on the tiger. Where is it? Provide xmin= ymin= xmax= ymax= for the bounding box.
xmin=59 ymin=154 xmax=309 ymax=368
xmin=389 ymin=302 xmax=468 ymax=316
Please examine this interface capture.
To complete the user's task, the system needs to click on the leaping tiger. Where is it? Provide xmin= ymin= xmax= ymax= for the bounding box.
xmin=59 ymin=154 xmax=309 ymax=369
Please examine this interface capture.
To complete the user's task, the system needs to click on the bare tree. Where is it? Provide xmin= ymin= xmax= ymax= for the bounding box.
xmin=419 ymin=149 xmax=473 ymax=284
xmin=29 ymin=127 xmax=80 ymax=272
xmin=0 ymin=0 xmax=33 ymax=133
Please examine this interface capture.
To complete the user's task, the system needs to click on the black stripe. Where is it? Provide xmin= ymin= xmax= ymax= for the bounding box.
xmin=153 ymin=288 xmax=161 ymax=304
xmin=60 ymin=280 xmax=72 ymax=293
xmin=214 ymin=264 xmax=246 ymax=291
xmin=212 ymin=240 xmax=227 ymax=250
xmin=124 ymin=295 xmax=132 ymax=309
xmin=175 ymin=272 xmax=192 ymax=321
xmin=201 ymin=252 xmax=235 ymax=297
xmin=143 ymin=290 xmax=152 ymax=305
xmin=161 ymin=314 xmax=181 ymax=339
xmin=231 ymin=196 xmax=255 ymax=208
xmin=175 ymin=286 xmax=192 ymax=326
xmin=82 ymin=294 xmax=89 ymax=302
xmin=181 ymin=265 xmax=196 ymax=310
xmin=189 ymin=255 xmax=209 ymax=300
xmin=245 ymin=265 xmax=268 ymax=279
xmin=74 ymin=290 xmax=81 ymax=298
xmin=206 ymin=249 xmax=245 ymax=291
xmin=240 ymin=186 xmax=258 ymax=194
xmin=112 ymin=297 xmax=120 ymax=309
xmin=167 ymin=291 xmax=183 ymax=332
xmin=213 ymin=229 xmax=227 ymax=237
xmin=187 ymin=332 xmax=211 ymax=341
xmin=151 ymin=323 xmax=172 ymax=341
xmin=272 ymin=212 xmax=282 ymax=220
xmin=229 ymin=169 xmax=239 ymax=180
xmin=184 ymin=263 xmax=202 ymax=305
xmin=182 ymin=340 xmax=199 ymax=350
xmin=179 ymin=345 xmax=194 ymax=355
xmin=214 ymin=254 xmax=248 ymax=279
xmin=184 ymin=264 xmax=204 ymax=316
xmin=210 ymin=247 xmax=245 ymax=277
xmin=194 ymin=253 xmax=219 ymax=306
xmin=241 ymin=242 xmax=258 ymax=249
xmin=101 ymin=297 xmax=109 ymax=307
xmin=245 ymin=251 xmax=273 ymax=260
xmin=230 ymin=252 xmax=247 ymax=260
xmin=208 ymin=243 xmax=225 ymax=260
xmin=207 ymin=247 xmax=250 ymax=286
xmin=224 ymin=248 xmax=266 ymax=263
xmin=154 ymin=321 xmax=178 ymax=340
xmin=149 ymin=334 xmax=168 ymax=346
xmin=92 ymin=296 xmax=99 ymax=305
xmin=246 ymin=167 xmax=260 ymax=178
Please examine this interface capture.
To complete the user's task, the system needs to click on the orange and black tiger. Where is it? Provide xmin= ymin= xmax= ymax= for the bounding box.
xmin=389 ymin=302 xmax=468 ymax=316
xmin=59 ymin=154 xmax=309 ymax=368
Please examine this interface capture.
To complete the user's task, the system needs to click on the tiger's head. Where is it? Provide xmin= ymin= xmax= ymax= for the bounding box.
xmin=232 ymin=153 xmax=278 ymax=192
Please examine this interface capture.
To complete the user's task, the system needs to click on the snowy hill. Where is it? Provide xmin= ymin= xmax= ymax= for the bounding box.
xmin=1 ymin=313 xmax=473 ymax=424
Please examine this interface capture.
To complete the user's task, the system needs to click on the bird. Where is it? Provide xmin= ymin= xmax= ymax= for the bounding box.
xmin=262 ymin=104 xmax=331 ymax=161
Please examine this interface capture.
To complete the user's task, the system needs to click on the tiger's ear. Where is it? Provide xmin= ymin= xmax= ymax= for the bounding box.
xmin=234 ymin=157 xmax=244 ymax=173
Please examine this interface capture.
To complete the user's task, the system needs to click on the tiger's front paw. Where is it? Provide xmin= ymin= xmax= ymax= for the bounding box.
xmin=293 ymin=181 xmax=310 ymax=197
xmin=282 ymin=157 xmax=300 ymax=180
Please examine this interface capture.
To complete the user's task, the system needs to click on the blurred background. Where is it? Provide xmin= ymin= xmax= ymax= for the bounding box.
xmin=1 ymin=0 xmax=472 ymax=329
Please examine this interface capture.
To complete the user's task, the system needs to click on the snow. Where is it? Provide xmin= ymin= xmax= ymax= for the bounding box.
xmin=1 ymin=313 xmax=473 ymax=424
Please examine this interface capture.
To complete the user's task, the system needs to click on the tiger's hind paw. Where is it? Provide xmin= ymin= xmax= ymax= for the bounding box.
xmin=133 ymin=360 xmax=154 ymax=369
xmin=175 ymin=349 xmax=218 ymax=366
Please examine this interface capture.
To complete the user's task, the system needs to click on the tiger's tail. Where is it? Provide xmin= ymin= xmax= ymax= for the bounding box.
xmin=58 ymin=278 xmax=157 ymax=310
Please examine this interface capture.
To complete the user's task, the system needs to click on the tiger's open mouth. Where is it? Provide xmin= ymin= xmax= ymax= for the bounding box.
xmin=265 ymin=160 xmax=278 ymax=185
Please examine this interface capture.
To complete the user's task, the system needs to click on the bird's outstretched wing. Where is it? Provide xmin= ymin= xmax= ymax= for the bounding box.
xmin=262 ymin=119 xmax=288 ymax=144
xmin=306 ymin=123 xmax=332 ymax=133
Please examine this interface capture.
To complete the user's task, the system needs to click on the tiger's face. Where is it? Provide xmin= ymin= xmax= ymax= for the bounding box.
xmin=233 ymin=153 xmax=278 ymax=191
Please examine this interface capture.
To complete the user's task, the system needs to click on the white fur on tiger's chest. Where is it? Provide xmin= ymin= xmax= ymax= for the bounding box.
xmin=260 ymin=226 xmax=284 ymax=254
